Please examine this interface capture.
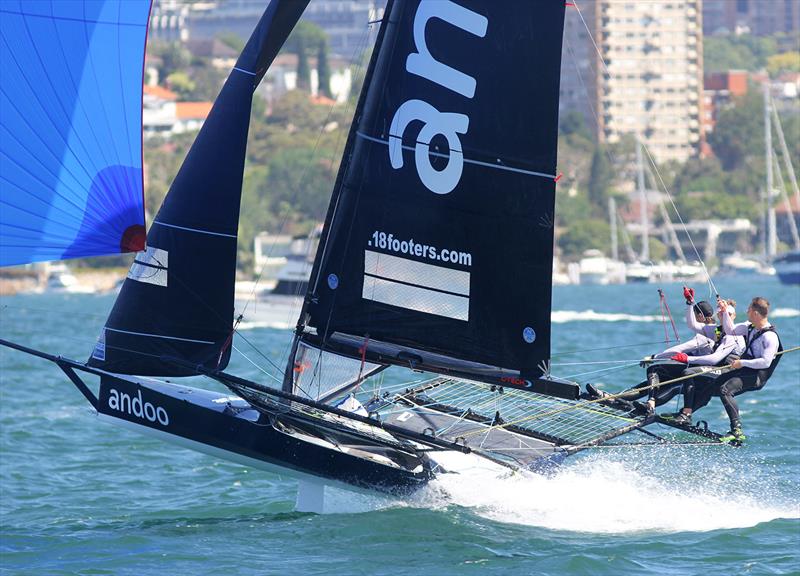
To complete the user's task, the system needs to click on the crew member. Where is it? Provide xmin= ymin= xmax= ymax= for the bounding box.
xmin=585 ymin=293 xmax=717 ymax=411
xmin=665 ymin=296 xmax=781 ymax=443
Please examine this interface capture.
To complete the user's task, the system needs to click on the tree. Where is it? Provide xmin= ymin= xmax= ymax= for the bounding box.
xmin=285 ymin=21 xmax=327 ymax=92
xmin=296 ymin=36 xmax=310 ymax=90
xmin=708 ymin=91 xmax=763 ymax=171
xmin=558 ymin=219 xmax=610 ymax=259
xmin=588 ymin=147 xmax=612 ymax=217
xmin=150 ymin=41 xmax=191 ymax=79
xmin=166 ymin=71 xmax=196 ymax=99
xmin=768 ymin=52 xmax=800 ymax=75
xmin=317 ymin=41 xmax=332 ymax=98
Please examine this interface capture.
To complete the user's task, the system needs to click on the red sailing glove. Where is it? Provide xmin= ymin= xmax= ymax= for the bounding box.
xmin=671 ymin=352 xmax=689 ymax=363
xmin=683 ymin=286 xmax=695 ymax=305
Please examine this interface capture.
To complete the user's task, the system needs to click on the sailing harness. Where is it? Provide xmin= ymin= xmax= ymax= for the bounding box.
xmin=740 ymin=324 xmax=783 ymax=386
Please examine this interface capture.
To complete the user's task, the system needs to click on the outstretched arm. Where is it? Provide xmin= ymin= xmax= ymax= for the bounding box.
xmin=686 ymin=340 xmax=737 ymax=366
xmin=654 ymin=336 xmax=713 ymax=359
xmin=686 ymin=304 xmax=706 ymax=334
xmin=719 ymin=298 xmax=747 ymax=336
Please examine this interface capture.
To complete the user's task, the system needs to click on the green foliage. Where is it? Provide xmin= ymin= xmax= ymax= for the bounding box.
xmin=768 ymin=52 xmax=800 ymax=75
xmin=166 ymin=71 xmax=196 ymax=99
xmin=285 ymin=21 xmax=327 ymax=92
xmin=704 ymin=34 xmax=778 ymax=73
xmin=558 ymin=219 xmax=610 ymax=259
xmin=317 ymin=42 xmax=332 ymax=98
xmin=150 ymin=41 xmax=192 ymax=79
xmin=560 ymin=111 xmax=592 ymax=140
xmin=216 ymin=31 xmax=245 ymax=53
xmin=285 ymin=21 xmax=327 ymax=54
xmin=708 ymin=91 xmax=763 ymax=170
xmin=296 ymin=36 xmax=311 ymax=90
xmin=588 ymin=147 xmax=613 ymax=217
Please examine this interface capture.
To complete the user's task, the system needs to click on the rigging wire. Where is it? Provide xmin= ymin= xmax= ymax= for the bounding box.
xmin=570 ymin=0 xmax=718 ymax=298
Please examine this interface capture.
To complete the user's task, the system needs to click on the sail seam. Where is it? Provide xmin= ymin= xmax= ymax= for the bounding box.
xmin=356 ymin=132 xmax=557 ymax=180
xmin=104 ymin=327 xmax=214 ymax=345
xmin=363 ymin=271 xmax=466 ymax=298
xmin=233 ymin=66 xmax=256 ymax=76
xmin=153 ymin=220 xmax=237 ymax=238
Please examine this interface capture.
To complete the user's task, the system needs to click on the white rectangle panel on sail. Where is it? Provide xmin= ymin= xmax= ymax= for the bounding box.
xmin=128 ymin=246 xmax=168 ymax=287
xmin=363 ymin=251 xmax=469 ymax=321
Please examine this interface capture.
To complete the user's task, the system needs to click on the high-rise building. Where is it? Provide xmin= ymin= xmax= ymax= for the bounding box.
xmin=590 ymin=0 xmax=704 ymax=164
xmin=559 ymin=1 xmax=598 ymax=133
xmin=157 ymin=0 xmax=382 ymax=62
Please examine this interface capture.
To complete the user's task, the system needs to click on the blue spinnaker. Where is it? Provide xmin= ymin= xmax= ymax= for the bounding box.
xmin=0 ymin=0 xmax=150 ymax=267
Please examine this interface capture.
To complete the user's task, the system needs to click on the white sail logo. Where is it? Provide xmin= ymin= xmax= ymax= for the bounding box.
xmin=388 ymin=0 xmax=487 ymax=194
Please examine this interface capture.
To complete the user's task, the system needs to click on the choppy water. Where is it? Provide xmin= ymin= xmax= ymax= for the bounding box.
xmin=1 ymin=277 xmax=798 ymax=575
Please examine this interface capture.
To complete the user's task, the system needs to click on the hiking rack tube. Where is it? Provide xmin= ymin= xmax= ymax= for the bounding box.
xmin=0 ymin=338 xmax=100 ymax=408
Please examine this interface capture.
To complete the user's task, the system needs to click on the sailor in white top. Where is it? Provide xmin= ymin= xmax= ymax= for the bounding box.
xmin=700 ymin=297 xmax=781 ymax=442
xmin=684 ymin=298 xmax=746 ymax=366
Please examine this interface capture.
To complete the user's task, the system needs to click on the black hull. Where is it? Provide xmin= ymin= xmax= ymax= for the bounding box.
xmin=97 ymin=375 xmax=432 ymax=496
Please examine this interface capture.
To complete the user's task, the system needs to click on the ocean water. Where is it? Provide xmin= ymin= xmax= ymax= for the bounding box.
xmin=1 ymin=277 xmax=798 ymax=575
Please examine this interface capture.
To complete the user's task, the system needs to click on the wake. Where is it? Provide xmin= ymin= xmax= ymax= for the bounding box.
xmin=551 ymin=307 xmax=799 ymax=324
xmin=426 ymin=450 xmax=800 ymax=533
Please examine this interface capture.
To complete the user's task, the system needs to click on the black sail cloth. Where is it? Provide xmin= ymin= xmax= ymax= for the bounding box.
xmin=294 ymin=0 xmax=565 ymax=388
xmin=90 ymin=0 xmax=309 ymax=376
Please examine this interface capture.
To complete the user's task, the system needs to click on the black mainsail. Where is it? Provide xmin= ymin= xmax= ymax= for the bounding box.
xmin=89 ymin=0 xmax=309 ymax=376
xmin=287 ymin=0 xmax=565 ymax=394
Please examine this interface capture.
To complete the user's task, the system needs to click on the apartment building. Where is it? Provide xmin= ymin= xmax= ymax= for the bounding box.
xmin=559 ymin=1 xmax=704 ymax=164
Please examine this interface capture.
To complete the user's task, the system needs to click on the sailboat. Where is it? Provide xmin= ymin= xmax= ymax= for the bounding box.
xmin=1 ymin=0 xmax=726 ymax=511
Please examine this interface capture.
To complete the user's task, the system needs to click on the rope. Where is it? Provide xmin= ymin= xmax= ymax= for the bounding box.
xmin=571 ymin=0 xmax=717 ymax=297
xmin=457 ymin=346 xmax=800 ymax=440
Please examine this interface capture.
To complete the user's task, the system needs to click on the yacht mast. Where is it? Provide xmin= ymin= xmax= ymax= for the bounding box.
xmin=637 ymin=138 xmax=649 ymax=261
xmin=609 ymin=197 xmax=618 ymax=261
xmin=764 ymin=82 xmax=777 ymax=258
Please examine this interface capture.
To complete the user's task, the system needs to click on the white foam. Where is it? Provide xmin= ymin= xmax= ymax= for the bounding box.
xmin=772 ymin=307 xmax=800 ymax=318
xmin=423 ymin=452 xmax=799 ymax=533
xmin=237 ymin=320 xmax=292 ymax=331
xmin=551 ymin=310 xmax=662 ymax=323
xmin=551 ymin=307 xmax=799 ymax=323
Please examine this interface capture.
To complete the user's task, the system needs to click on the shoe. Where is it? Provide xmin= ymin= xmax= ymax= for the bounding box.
xmin=585 ymin=383 xmax=609 ymax=399
xmin=632 ymin=401 xmax=654 ymax=416
xmin=660 ymin=411 xmax=692 ymax=426
xmin=720 ymin=427 xmax=746 ymax=444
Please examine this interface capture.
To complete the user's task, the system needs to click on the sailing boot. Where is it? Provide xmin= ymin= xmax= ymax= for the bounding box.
xmin=660 ymin=411 xmax=692 ymax=426
xmin=585 ymin=383 xmax=609 ymax=399
xmin=720 ymin=423 xmax=746 ymax=444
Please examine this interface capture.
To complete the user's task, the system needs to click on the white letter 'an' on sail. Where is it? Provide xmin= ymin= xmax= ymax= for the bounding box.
xmin=388 ymin=0 xmax=488 ymax=195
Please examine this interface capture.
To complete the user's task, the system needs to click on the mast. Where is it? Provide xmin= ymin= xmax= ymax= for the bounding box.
xmin=637 ymin=138 xmax=649 ymax=261
xmin=609 ymin=197 xmax=618 ymax=261
xmin=773 ymin=152 xmax=800 ymax=250
xmin=764 ymin=82 xmax=777 ymax=258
